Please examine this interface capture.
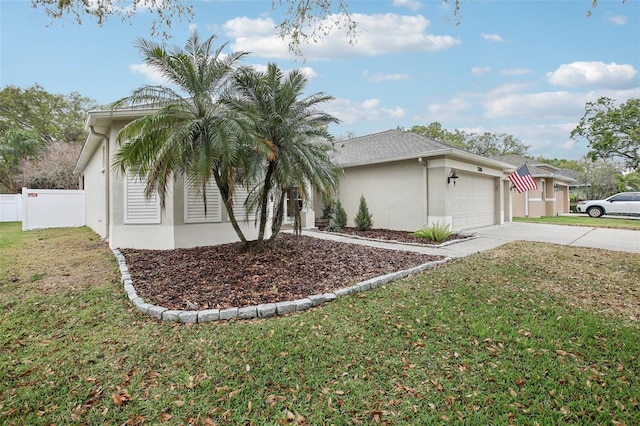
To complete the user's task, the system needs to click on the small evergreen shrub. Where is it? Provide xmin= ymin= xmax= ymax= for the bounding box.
xmin=324 ymin=222 xmax=342 ymax=232
xmin=334 ymin=200 xmax=347 ymax=229
xmin=413 ymin=222 xmax=452 ymax=243
xmin=354 ymin=195 xmax=373 ymax=231
xmin=322 ymin=199 xmax=335 ymax=219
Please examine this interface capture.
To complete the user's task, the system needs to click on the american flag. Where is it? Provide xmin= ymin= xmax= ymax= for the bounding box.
xmin=508 ymin=164 xmax=538 ymax=193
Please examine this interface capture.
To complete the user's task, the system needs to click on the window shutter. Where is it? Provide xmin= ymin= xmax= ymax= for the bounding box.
xmin=233 ymin=187 xmax=256 ymax=221
xmin=184 ymin=180 xmax=222 ymax=223
xmin=124 ymin=173 xmax=161 ymax=224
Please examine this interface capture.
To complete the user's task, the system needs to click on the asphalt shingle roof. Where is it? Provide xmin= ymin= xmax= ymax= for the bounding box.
xmin=334 ymin=129 xmax=455 ymax=166
xmin=495 ymin=154 xmax=575 ymax=182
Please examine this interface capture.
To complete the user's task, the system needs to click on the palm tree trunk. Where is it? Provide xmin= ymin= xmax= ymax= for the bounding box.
xmin=291 ymin=189 xmax=302 ymax=236
xmin=268 ymin=192 xmax=286 ymax=243
xmin=213 ymin=170 xmax=248 ymax=246
xmin=257 ymin=162 xmax=275 ymax=243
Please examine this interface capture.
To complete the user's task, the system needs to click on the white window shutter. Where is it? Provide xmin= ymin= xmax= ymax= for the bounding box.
xmin=124 ymin=173 xmax=161 ymax=224
xmin=184 ymin=180 xmax=222 ymax=223
xmin=233 ymin=187 xmax=256 ymax=221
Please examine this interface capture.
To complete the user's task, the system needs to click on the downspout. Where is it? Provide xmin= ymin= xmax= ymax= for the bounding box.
xmin=90 ymin=126 xmax=110 ymax=243
xmin=418 ymin=158 xmax=427 ymax=226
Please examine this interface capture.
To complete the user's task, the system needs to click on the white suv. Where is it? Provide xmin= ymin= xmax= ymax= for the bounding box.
xmin=576 ymin=192 xmax=640 ymax=218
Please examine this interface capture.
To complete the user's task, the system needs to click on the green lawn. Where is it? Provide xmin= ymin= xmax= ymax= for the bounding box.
xmin=514 ymin=214 xmax=640 ymax=230
xmin=1 ymin=222 xmax=639 ymax=425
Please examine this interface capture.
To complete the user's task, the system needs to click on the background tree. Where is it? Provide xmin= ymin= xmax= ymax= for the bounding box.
xmin=0 ymin=85 xmax=98 ymax=191
xmin=575 ymin=158 xmax=621 ymax=200
xmin=535 ymin=157 xmax=582 ymax=171
xmin=0 ymin=129 xmax=46 ymax=193
xmin=615 ymin=171 xmax=640 ymax=192
xmin=31 ymin=0 xmax=355 ymax=49
xmin=32 ymin=0 xmax=618 ymax=47
xmin=460 ymin=132 xmax=530 ymax=157
xmin=408 ymin=122 xmax=530 ymax=157
xmin=0 ymin=84 xmax=97 ymax=144
xmin=408 ymin=123 xmax=465 ymax=149
xmin=571 ymin=97 xmax=640 ymax=172
xmin=227 ymin=63 xmax=340 ymax=245
xmin=28 ymin=142 xmax=82 ymax=189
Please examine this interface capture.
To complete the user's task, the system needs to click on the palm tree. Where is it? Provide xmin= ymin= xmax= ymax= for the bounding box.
xmin=0 ymin=129 xmax=45 ymax=193
xmin=616 ymin=172 xmax=640 ymax=192
xmin=226 ymin=63 xmax=341 ymax=245
xmin=111 ymin=31 xmax=253 ymax=245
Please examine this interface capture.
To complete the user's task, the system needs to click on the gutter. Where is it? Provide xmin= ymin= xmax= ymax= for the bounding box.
xmin=340 ymin=148 xmax=515 ymax=171
xmin=89 ymin=126 xmax=110 ymax=243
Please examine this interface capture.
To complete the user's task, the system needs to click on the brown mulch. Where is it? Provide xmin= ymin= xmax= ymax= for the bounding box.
xmin=121 ymin=233 xmax=443 ymax=311
xmin=324 ymin=227 xmax=470 ymax=245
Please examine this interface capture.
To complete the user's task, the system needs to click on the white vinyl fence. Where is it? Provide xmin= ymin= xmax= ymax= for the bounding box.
xmin=0 ymin=194 xmax=23 ymax=222
xmin=21 ymin=188 xmax=85 ymax=231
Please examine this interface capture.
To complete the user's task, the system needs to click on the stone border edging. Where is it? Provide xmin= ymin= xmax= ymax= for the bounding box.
xmin=318 ymin=231 xmax=478 ymax=248
xmin=112 ymin=248 xmax=452 ymax=323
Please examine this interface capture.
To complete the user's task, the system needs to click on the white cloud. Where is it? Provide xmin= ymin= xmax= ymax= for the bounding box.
xmin=500 ymin=68 xmax=531 ymax=76
xmin=485 ymin=81 xmax=538 ymax=97
xmin=298 ymin=66 xmax=318 ymax=79
xmin=481 ymin=33 xmax=506 ymax=42
xmin=481 ymin=86 xmax=640 ymax=121
xmin=471 ymin=67 xmax=491 ymax=76
xmin=392 ymin=0 xmax=422 ymax=12
xmin=327 ymin=98 xmax=406 ymax=125
xmin=607 ymin=14 xmax=627 ymax=25
xmin=223 ymin=16 xmax=277 ymax=38
xmin=483 ymin=91 xmax=584 ymax=120
xmin=248 ymin=64 xmax=318 ymax=79
xmin=129 ymin=63 xmax=168 ymax=84
xmin=546 ymin=61 xmax=638 ymax=89
xmin=363 ymin=70 xmax=410 ymax=82
xmin=428 ymin=97 xmax=472 ymax=115
xmin=224 ymin=13 xmax=460 ymax=60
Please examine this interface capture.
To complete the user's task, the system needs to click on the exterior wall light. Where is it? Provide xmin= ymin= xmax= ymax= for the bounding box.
xmin=448 ymin=170 xmax=459 ymax=185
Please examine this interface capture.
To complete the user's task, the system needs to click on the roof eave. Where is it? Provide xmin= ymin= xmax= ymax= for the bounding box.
xmin=74 ymin=107 xmax=159 ymax=175
xmin=340 ymin=148 xmax=515 ymax=171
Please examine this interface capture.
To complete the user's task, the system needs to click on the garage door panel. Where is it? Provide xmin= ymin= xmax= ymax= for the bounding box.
xmin=452 ymin=173 xmax=495 ymax=230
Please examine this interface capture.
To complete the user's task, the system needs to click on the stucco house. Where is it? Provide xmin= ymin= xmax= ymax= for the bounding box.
xmin=496 ymin=155 xmax=575 ymax=218
xmin=318 ymin=130 xmax=517 ymax=233
xmin=74 ymin=107 xmax=312 ymax=249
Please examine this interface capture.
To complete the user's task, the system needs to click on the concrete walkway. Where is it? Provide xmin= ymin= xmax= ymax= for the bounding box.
xmin=303 ymin=222 xmax=640 ymax=257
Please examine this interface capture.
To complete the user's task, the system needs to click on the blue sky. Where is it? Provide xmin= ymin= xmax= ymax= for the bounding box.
xmin=1 ymin=0 xmax=638 ymax=160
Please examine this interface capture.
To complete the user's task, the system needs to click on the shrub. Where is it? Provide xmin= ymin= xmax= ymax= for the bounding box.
xmin=334 ymin=200 xmax=347 ymax=229
xmin=321 ymin=199 xmax=335 ymax=219
xmin=413 ymin=222 xmax=452 ymax=243
xmin=324 ymin=222 xmax=342 ymax=232
xmin=354 ymin=195 xmax=373 ymax=231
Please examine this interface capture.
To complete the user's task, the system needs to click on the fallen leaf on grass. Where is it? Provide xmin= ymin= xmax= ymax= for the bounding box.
xmin=111 ymin=389 xmax=132 ymax=406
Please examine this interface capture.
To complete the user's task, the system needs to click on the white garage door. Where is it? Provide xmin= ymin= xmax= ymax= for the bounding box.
xmin=451 ymin=172 xmax=496 ymax=230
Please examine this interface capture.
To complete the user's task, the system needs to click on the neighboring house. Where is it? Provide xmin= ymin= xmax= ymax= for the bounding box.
xmin=319 ymin=130 xmax=516 ymax=233
xmin=496 ymin=155 xmax=576 ymax=218
xmin=558 ymin=168 xmax=590 ymax=201
xmin=74 ymin=107 xmax=307 ymax=249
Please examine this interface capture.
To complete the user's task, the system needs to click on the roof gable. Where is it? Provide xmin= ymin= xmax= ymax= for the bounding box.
xmin=495 ymin=154 xmax=576 ymax=182
xmin=335 ymin=129 xmax=457 ymax=166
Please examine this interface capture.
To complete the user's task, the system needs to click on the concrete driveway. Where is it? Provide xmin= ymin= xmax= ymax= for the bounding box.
xmin=452 ymin=222 xmax=640 ymax=256
xmin=305 ymin=222 xmax=640 ymax=258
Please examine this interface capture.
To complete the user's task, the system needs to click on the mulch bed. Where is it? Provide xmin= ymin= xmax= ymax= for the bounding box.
xmin=323 ymin=227 xmax=470 ymax=245
xmin=121 ymin=233 xmax=443 ymax=311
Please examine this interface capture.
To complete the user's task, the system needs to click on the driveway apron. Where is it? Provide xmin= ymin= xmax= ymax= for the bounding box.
xmin=304 ymin=222 xmax=640 ymax=257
